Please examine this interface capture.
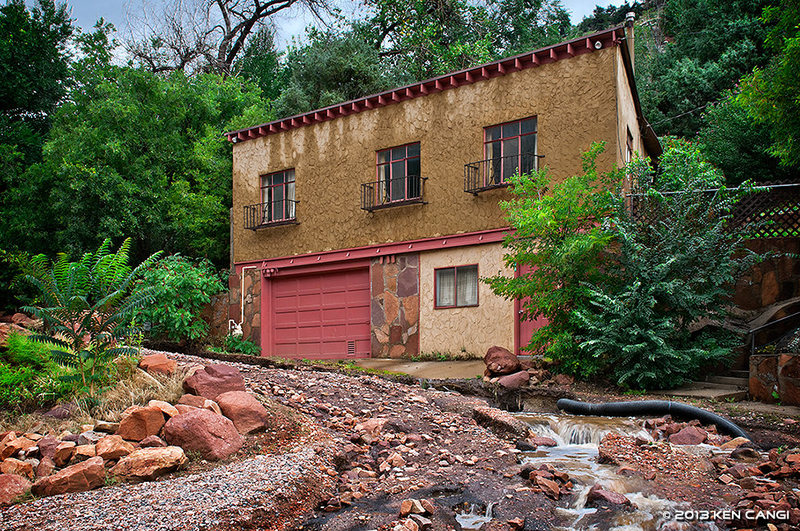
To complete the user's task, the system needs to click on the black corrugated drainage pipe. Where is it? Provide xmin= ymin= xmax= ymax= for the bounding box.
xmin=556 ymin=398 xmax=751 ymax=441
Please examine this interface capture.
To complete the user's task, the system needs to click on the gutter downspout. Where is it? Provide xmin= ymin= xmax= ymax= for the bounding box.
xmin=229 ymin=265 xmax=259 ymax=336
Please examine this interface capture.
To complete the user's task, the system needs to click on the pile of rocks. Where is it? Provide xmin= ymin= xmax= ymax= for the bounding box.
xmin=643 ymin=416 xmax=731 ymax=446
xmin=519 ymin=463 xmax=573 ymax=499
xmin=713 ymin=443 xmax=800 ymax=525
xmin=0 ymin=354 xmax=280 ymax=507
xmin=382 ymin=497 xmax=435 ymax=530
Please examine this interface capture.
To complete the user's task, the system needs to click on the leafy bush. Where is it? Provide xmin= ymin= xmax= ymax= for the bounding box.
xmin=0 ymin=333 xmax=75 ymax=409
xmin=135 ymin=255 xmax=224 ymax=344
xmin=221 ymin=334 xmax=261 ymax=356
xmin=574 ymin=139 xmax=760 ymax=389
xmin=23 ymin=238 xmax=161 ymax=393
xmin=484 ymin=142 xmax=621 ymax=370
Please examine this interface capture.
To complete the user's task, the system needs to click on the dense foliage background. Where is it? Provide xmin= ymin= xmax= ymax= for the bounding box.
xmin=0 ymin=0 xmax=797 ymax=314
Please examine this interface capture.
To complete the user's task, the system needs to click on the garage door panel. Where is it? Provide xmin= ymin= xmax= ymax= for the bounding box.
xmin=270 ymin=268 xmax=370 ymax=359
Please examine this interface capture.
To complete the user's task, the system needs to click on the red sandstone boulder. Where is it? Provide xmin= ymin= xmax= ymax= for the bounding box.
xmin=31 ymin=456 xmax=105 ymax=497
xmin=163 ymin=409 xmax=243 ymax=461
xmin=177 ymin=394 xmax=223 ymax=415
xmin=587 ymin=484 xmax=632 ymax=507
xmin=52 ymin=441 xmax=76 ymax=467
xmin=0 ymin=458 xmax=34 ymax=480
xmin=215 ymin=391 xmax=271 ymax=434
xmin=183 ymin=364 xmax=246 ymax=400
xmin=530 ymin=436 xmax=558 ymax=447
xmin=140 ymin=435 xmax=167 ymax=448
xmin=147 ymin=400 xmax=179 ymax=418
xmin=36 ymin=457 xmax=55 ymax=478
xmin=116 ymin=405 xmax=166 ymax=442
xmin=138 ymin=353 xmax=177 ymax=376
xmin=0 ymin=473 xmax=31 ymax=506
xmin=669 ymin=426 xmax=708 ymax=445
xmin=484 ymin=346 xmax=521 ymax=376
xmin=36 ymin=436 xmax=60 ymax=460
xmin=0 ymin=433 xmax=36 ymax=460
xmin=110 ymin=446 xmax=187 ymax=480
xmin=95 ymin=435 xmax=136 ymax=460
xmin=497 ymin=370 xmax=530 ymax=389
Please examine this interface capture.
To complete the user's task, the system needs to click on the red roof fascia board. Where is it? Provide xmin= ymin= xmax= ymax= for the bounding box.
xmin=225 ymin=26 xmax=623 ymax=143
xmin=234 ymin=227 xmax=511 ymax=274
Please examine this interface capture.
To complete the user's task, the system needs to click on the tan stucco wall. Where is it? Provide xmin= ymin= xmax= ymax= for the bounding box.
xmin=614 ymin=45 xmax=644 ymax=169
xmin=232 ymin=47 xmax=621 ymax=263
xmin=418 ymin=243 xmax=515 ymax=357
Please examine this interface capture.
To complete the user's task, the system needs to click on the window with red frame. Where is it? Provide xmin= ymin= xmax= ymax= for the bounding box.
xmin=377 ymin=143 xmax=421 ymax=203
xmin=484 ymin=117 xmax=537 ymax=185
xmin=261 ymin=169 xmax=295 ymax=223
xmin=435 ymin=265 xmax=479 ymax=308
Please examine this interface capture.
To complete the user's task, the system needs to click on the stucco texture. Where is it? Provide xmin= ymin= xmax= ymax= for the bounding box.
xmin=418 ymin=243 xmax=514 ymax=357
xmin=614 ymin=46 xmax=644 ymax=170
xmin=231 ymin=48 xmax=620 ymax=263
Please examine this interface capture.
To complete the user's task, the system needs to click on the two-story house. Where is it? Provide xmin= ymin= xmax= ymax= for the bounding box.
xmin=226 ymin=21 xmax=660 ymax=360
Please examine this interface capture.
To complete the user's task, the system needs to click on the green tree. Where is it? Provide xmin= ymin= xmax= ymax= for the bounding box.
xmin=576 ymin=139 xmax=759 ymax=389
xmin=739 ymin=0 xmax=800 ymax=168
xmin=484 ymin=143 xmax=621 ymax=368
xmin=697 ymin=93 xmax=793 ymax=185
xmin=0 ymin=0 xmax=73 ymax=161
xmin=576 ymin=1 xmax=647 ymax=34
xmin=361 ymin=0 xmax=496 ymax=80
xmin=274 ymin=26 xmax=409 ymax=118
xmin=636 ymin=0 xmax=772 ymax=138
xmin=486 ymin=0 xmax=573 ymax=55
xmin=235 ymin=26 xmax=286 ymax=102
xmin=3 ymin=60 xmax=269 ymax=267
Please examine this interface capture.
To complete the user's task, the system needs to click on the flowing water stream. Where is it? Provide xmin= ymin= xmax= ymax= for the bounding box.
xmin=513 ymin=414 xmax=720 ymax=531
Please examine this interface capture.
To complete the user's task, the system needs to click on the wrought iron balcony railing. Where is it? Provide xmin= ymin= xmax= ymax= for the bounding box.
xmin=243 ymin=199 xmax=299 ymax=230
xmin=464 ymin=152 xmax=542 ymax=195
xmin=361 ymin=175 xmax=427 ymax=212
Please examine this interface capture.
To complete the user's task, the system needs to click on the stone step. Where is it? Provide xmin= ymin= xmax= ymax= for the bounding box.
xmin=653 ymin=381 xmax=749 ymax=402
xmin=728 ymin=370 xmax=750 ymax=379
xmin=706 ymin=375 xmax=749 ymax=387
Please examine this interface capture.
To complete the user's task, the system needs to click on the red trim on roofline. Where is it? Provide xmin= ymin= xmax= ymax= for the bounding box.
xmin=226 ymin=27 xmax=623 ymax=144
xmin=234 ymin=227 xmax=511 ymax=274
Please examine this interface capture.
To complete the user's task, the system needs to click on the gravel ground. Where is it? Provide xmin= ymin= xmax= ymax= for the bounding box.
xmin=2 ymin=446 xmax=333 ymax=531
xmin=8 ymin=349 xmax=794 ymax=530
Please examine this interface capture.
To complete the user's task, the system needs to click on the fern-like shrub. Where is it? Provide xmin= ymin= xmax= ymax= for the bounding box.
xmin=22 ymin=238 xmax=161 ymax=394
xmin=574 ymin=139 xmax=760 ymax=389
xmin=483 ymin=142 xmax=622 ymax=374
xmin=134 ymin=255 xmax=224 ymax=345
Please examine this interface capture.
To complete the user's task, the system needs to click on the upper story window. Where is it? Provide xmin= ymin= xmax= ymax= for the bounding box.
xmin=484 ymin=117 xmax=537 ymax=185
xmin=377 ymin=142 xmax=421 ymax=203
xmin=435 ymin=264 xmax=479 ymax=308
xmin=261 ymin=168 xmax=296 ymax=223
xmin=362 ymin=142 xmax=426 ymax=212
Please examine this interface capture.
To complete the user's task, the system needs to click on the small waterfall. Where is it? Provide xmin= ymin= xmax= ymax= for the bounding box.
xmin=523 ymin=414 xmax=652 ymax=446
xmin=516 ymin=413 xmax=719 ymax=531
xmin=455 ymin=501 xmax=496 ymax=530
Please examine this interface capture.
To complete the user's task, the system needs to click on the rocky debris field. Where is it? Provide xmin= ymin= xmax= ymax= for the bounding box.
xmin=4 ymin=348 xmax=800 ymax=530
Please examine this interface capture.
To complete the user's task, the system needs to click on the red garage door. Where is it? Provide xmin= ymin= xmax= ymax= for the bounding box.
xmin=271 ymin=268 xmax=371 ymax=359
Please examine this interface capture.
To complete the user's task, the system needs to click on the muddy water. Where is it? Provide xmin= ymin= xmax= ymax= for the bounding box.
xmin=516 ymin=414 xmax=719 ymax=531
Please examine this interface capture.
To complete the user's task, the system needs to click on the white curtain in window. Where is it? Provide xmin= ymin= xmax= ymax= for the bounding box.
xmin=457 ymin=266 xmax=478 ymax=306
xmin=436 ymin=269 xmax=455 ymax=306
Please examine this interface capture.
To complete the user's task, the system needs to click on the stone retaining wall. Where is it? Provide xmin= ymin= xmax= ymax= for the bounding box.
xmin=749 ymin=352 xmax=800 ymax=405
